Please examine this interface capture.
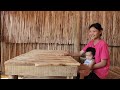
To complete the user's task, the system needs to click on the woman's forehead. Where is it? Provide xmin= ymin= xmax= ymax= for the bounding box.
xmin=89 ymin=27 xmax=98 ymax=31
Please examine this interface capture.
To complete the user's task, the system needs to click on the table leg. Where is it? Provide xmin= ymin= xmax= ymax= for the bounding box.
xmin=67 ymin=76 xmax=73 ymax=79
xmin=8 ymin=75 xmax=18 ymax=79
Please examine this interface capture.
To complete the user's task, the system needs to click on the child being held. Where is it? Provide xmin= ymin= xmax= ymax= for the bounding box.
xmin=79 ymin=47 xmax=96 ymax=79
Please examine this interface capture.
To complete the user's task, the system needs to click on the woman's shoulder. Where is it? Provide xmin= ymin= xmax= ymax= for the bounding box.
xmin=99 ymin=39 xmax=108 ymax=46
xmin=87 ymin=40 xmax=94 ymax=44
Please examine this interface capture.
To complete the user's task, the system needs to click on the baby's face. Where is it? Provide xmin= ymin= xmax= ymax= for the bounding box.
xmin=85 ymin=52 xmax=93 ymax=60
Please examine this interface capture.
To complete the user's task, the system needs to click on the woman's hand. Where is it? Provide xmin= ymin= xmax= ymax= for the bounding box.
xmin=64 ymin=51 xmax=71 ymax=56
xmin=79 ymin=64 xmax=91 ymax=70
xmin=64 ymin=50 xmax=85 ymax=57
xmin=79 ymin=69 xmax=91 ymax=76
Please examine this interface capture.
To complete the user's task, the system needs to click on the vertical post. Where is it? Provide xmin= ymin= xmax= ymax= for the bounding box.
xmin=0 ymin=11 xmax=1 ymax=73
xmin=8 ymin=75 xmax=18 ymax=79
xmin=67 ymin=76 xmax=73 ymax=79
xmin=1 ymin=11 xmax=5 ymax=74
xmin=73 ymin=12 xmax=80 ymax=62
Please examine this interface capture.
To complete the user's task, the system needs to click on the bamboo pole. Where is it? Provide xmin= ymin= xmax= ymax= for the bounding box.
xmin=73 ymin=12 xmax=80 ymax=62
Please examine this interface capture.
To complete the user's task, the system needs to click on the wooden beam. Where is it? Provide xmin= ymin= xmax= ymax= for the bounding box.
xmin=74 ymin=12 xmax=80 ymax=62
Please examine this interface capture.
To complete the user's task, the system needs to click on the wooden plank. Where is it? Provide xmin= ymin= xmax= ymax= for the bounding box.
xmin=8 ymin=75 xmax=18 ymax=79
xmin=35 ymin=62 xmax=80 ymax=66
xmin=110 ymin=66 xmax=120 ymax=75
xmin=107 ymin=70 xmax=120 ymax=79
xmin=73 ymin=12 xmax=80 ymax=62
xmin=106 ymin=66 xmax=120 ymax=79
xmin=4 ymin=50 xmax=80 ymax=67
xmin=5 ymin=65 xmax=78 ymax=77
xmin=5 ymin=57 xmax=80 ymax=66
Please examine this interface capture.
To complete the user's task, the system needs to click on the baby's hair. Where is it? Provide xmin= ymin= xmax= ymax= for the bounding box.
xmin=86 ymin=47 xmax=96 ymax=57
xmin=89 ymin=23 xmax=103 ymax=36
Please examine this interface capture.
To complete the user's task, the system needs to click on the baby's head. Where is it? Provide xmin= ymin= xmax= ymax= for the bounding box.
xmin=85 ymin=47 xmax=96 ymax=60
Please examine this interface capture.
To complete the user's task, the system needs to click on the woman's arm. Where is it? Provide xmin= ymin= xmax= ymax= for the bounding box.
xmin=72 ymin=50 xmax=85 ymax=57
xmin=64 ymin=50 xmax=85 ymax=57
xmin=92 ymin=59 xmax=107 ymax=69
xmin=93 ymin=43 xmax=109 ymax=69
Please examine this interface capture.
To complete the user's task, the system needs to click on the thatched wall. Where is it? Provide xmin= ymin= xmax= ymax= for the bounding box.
xmin=1 ymin=11 xmax=80 ymax=73
xmin=1 ymin=11 xmax=120 ymax=73
xmin=1 ymin=11 xmax=80 ymax=44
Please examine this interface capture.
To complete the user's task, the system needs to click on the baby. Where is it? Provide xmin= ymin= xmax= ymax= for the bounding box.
xmin=79 ymin=47 xmax=96 ymax=79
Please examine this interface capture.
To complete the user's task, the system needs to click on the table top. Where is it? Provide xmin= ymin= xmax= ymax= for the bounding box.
xmin=5 ymin=50 xmax=80 ymax=66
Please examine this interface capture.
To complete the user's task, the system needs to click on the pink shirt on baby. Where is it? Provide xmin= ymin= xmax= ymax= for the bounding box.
xmin=82 ymin=39 xmax=110 ymax=79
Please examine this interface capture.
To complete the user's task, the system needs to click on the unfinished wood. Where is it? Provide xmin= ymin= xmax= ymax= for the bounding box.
xmin=8 ymin=75 xmax=18 ymax=79
xmin=106 ymin=70 xmax=120 ymax=79
xmin=5 ymin=65 xmax=78 ymax=77
xmin=73 ymin=12 xmax=80 ymax=61
xmin=67 ymin=76 xmax=73 ymax=79
xmin=110 ymin=66 xmax=120 ymax=75
xmin=4 ymin=50 xmax=80 ymax=78
xmin=1 ymin=43 xmax=74 ymax=73
xmin=5 ymin=50 xmax=80 ymax=66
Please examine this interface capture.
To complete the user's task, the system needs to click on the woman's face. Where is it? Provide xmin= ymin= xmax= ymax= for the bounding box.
xmin=88 ymin=27 xmax=102 ymax=40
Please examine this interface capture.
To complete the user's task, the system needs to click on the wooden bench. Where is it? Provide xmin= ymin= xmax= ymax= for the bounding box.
xmin=106 ymin=66 xmax=120 ymax=79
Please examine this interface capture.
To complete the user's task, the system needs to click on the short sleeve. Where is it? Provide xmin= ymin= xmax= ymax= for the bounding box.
xmin=101 ymin=43 xmax=109 ymax=60
xmin=82 ymin=41 xmax=93 ymax=52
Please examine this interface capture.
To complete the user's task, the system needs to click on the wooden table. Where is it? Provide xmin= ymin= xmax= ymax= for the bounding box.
xmin=4 ymin=50 xmax=80 ymax=79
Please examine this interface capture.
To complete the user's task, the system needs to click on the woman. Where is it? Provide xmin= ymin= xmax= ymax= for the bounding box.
xmin=65 ymin=23 xmax=110 ymax=79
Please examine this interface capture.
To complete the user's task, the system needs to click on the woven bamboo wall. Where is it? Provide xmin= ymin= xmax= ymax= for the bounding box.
xmin=1 ymin=11 xmax=80 ymax=73
xmin=1 ymin=11 xmax=80 ymax=44
xmin=1 ymin=11 xmax=120 ymax=73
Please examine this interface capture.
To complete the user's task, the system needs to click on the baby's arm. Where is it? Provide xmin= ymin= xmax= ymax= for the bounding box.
xmin=88 ymin=60 xmax=95 ymax=70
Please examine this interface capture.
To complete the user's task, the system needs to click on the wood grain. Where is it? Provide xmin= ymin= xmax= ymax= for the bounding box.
xmin=5 ymin=50 xmax=80 ymax=66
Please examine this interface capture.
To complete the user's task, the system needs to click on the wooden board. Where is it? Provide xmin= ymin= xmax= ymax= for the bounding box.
xmin=106 ymin=66 xmax=120 ymax=79
xmin=110 ymin=66 xmax=120 ymax=75
xmin=107 ymin=70 xmax=120 ymax=79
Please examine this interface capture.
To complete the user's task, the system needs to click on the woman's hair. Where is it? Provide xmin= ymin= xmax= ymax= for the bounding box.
xmin=89 ymin=23 xmax=103 ymax=36
xmin=86 ymin=47 xmax=96 ymax=57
